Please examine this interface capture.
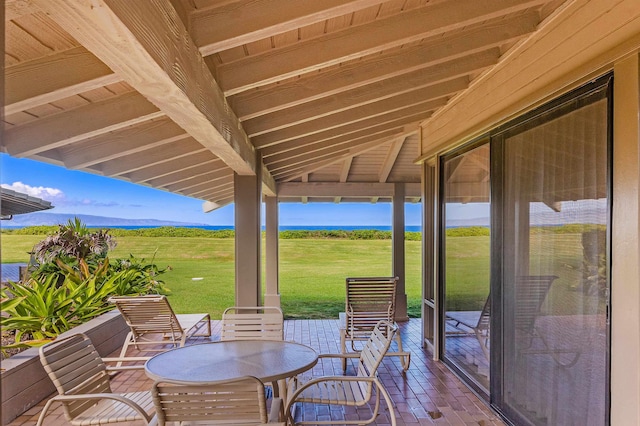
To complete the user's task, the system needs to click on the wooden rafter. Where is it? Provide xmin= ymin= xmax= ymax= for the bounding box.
xmin=379 ymin=137 xmax=406 ymax=183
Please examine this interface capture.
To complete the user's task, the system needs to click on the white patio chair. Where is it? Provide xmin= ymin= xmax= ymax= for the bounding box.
xmin=340 ymin=277 xmax=410 ymax=372
xmin=221 ymin=306 xmax=284 ymax=341
xmin=36 ymin=333 xmax=155 ymax=426
xmin=284 ymin=320 xmax=398 ymax=426
xmin=151 ymin=375 xmax=284 ymax=425
xmin=109 ymin=295 xmax=211 ymax=361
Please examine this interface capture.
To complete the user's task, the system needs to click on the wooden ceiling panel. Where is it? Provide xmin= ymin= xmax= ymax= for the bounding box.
xmin=2 ymin=0 xmax=568 ymax=203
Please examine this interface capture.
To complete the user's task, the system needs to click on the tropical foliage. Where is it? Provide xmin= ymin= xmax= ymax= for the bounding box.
xmin=1 ymin=218 xmax=170 ymax=356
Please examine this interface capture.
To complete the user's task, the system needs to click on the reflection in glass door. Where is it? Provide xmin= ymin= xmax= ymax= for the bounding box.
xmin=496 ymin=80 xmax=610 ymax=425
xmin=441 ymin=143 xmax=491 ymax=392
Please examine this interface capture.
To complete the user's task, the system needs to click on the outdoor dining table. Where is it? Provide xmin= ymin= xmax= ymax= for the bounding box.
xmin=144 ymin=339 xmax=318 ymax=399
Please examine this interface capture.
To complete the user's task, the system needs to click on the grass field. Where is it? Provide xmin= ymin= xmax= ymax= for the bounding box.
xmin=0 ymin=234 xmax=422 ymax=319
xmin=1 ymin=231 xmax=600 ymax=319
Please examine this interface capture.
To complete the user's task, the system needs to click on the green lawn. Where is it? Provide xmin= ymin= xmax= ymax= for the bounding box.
xmin=1 ymin=231 xmax=597 ymax=319
xmin=0 ymin=234 xmax=422 ymax=319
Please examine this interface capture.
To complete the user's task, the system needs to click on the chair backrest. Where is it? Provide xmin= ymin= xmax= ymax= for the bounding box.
xmin=476 ymin=295 xmax=491 ymax=332
xmin=515 ymin=275 xmax=558 ymax=334
xmin=354 ymin=320 xmax=397 ymax=398
xmin=221 ymin=306 xmax=284 ymax=341
xmin=357 ymin=320 xmax=398 ymax=378
xmin=39 ymin=333 xmax=112 ymax=421
xmin=345 ymin=277 xmax=398 ymax=335
xmin=110 ymin=295 xmax=183 ymax=340
xmin=152 ymin=376 xmax=268 ymax=425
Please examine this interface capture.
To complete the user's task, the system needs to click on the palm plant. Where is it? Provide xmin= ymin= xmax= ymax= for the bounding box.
xmin=31 ymin=217 xmax=116 ymax=264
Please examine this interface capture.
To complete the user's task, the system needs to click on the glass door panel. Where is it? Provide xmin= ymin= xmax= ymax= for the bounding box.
xmin=442 ymin=143 xmax=491 ymax=392
xmin=499 ymin=89 xmax=609 ymax=425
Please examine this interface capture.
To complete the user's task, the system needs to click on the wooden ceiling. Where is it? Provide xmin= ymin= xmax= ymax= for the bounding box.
xmin=3 ymin=0 xmax=568 ymax=208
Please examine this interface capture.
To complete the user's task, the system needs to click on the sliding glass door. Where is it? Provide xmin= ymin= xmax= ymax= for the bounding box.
xmin=439 ymin=75 xmax=611 ymax=425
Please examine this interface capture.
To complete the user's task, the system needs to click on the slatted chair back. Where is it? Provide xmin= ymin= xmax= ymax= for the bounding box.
xmin=221 ymin=306 xmax=284 ymax=341
xmin=112 ymin=295 xmax=183 ymax=343
xmin=39 ymin=333 xmax=113 ymax=421
xmin=345 ymin=277 xmax=398 ymax=338
xmin=355 ymin=320 xmax=398 ymax=396
xmin=515 ymin=275 xmax=559 ymax=334
xmin=152 ymin=376 xmax=270 ymax=425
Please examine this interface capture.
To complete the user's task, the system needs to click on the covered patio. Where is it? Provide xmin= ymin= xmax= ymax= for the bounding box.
xmin=3 ymin=0 xmax=640 ymax=424
xmin=7 ymin=319 xmax=505 ymax=426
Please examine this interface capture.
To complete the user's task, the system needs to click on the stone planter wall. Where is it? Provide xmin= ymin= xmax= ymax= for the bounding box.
xmin=0 ymin=310 xmax=129 ymax=424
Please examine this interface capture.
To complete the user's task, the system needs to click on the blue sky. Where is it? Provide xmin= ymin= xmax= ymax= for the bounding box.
xmin=0 ymin=154 xmax=424 ymax=226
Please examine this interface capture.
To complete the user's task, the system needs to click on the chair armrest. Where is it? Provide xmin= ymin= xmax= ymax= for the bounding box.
xmin=318 ymin=353 xmax=360 ymax=360
xmin=103 ymin=356 xmax=151 ymax=371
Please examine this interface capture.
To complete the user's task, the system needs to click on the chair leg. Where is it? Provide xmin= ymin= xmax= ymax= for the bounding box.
xmin=340 ymin=329 xmax=347 ymax=373
xmin=394 ymin=333 xmax=411 ymax=372
xmin=117 ymin=331 xmax=135 ymax=367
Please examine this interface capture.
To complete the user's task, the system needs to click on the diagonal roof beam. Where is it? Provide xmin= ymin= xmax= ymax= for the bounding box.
xmin=379 ymin=137 xmax=405 ymax=183
xmin=242 ymin=52 xmax=496 ymax=136
xmin=3 ymin=92 xmax=164 ymax=157
xmin=4 ymin=46 xmax=122 ymax=115
xmin=217 ymin=0 xmax=548 ymax=94
xmin=32 ymin=0 xmax=258 ymax=178
xmin=192 ymin=0 xmax=384 ymax=55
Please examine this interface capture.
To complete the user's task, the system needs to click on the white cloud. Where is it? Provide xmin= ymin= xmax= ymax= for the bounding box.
xmin=1 ymin=181 xmax=65 ymax=201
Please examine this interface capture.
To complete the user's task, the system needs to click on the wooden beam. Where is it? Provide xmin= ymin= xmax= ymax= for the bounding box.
xmin=147 ymin=166 xmax=233 ymax=190
xmin=251 ymin=94 xmax=451 ymax=148
xmin=257 ymin=107 xmax=435 ymax=151
xmin=340 ymin=157 xmax=353 ymax=182
xmin=229 ymin=11 xmax=539 ymax=120
xmin=4 ymin=46 xmax=121 ymax=115
xmin=3 ymin=92 xmax=163 ymax=157
xmin=217 ymin=0 xmax=547 ymax=94
xmin=125 ymin=155 xmax=220 ymax=183
xmin=61 ymin=118 xmax=188 ymax=169
xmin=277 ymin=127 xmax=418 ymax=180
xmin=242 ymin=53 xmax=495 ymax=136
xmin=5 ymin=0 xmax=39 ymax=21
xmin=32 ymin=0 xmax=256 ymax=175
xmin=164 ymin=170 xmax=233 ymax=193
xmin=192 ymin=0 xmax=383 ymax=55
xmin=99 ymin=139 xmax=208 ymax=176
xmin=262 ymin=163 xmax=277 ymax=197
xmin=278 ymin=182 xmax=422 ymax=198
xmin=379 ymin=137 xmax=406 ymax=182
xmin=264 ymin=127 xmax=403 ymax=166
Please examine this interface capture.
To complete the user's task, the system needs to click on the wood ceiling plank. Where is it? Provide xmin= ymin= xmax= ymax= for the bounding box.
xmin=229 ymin=12 xmax=539 ymax=120
xmin=3 ymin=92 xmax=163 ymax=157
xmin=32 ymin=0 xmax=257 ymax=176
xmin=217 ymin=0 xmax=548 ymax=94
xmin=61 ymin=119 xmax=189 ymax=169
xmin=253 ymin=99 xmax=440 ymax=148
xmin=243 ymin=53 xmax=495 ymax=135
xmin=192 ymin=0 xmax=384 ymax=55
xmin=6 ymin=0 xmax=40 ymax=21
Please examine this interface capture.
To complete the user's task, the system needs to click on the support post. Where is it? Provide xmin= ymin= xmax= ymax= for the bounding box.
xmin=393 ymin=183 xmax=408 ymax=321
xmin=234 ymin=161 xmax=262 ymax=307
xmin=611 ymin=53 xmax=640 ymax=425
xmin=264 ymin=196 xmax=281 ymax=307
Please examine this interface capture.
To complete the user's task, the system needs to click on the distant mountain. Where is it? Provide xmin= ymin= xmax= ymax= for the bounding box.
xmin=1 ymin=212 xmax=208 ymax=227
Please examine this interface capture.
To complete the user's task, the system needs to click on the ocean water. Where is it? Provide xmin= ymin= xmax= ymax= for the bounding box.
xmin=106 ymin=225 xmax=422 ymax=232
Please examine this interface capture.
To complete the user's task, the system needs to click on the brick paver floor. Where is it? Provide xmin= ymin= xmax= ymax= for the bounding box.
xmin=8 ymin=318 xmax=505 ymax=426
